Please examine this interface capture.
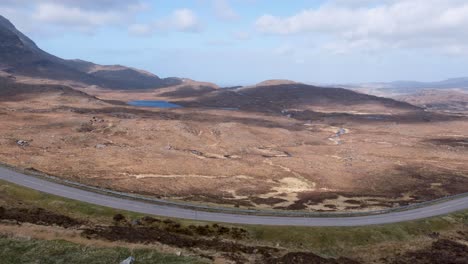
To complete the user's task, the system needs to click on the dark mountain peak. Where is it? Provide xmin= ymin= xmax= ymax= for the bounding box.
xmin=0 ymin=15 xmax=41 ymax=53
xmin=0 ymin=15 xmax=181 ymax=90
xmin=0 ymin=19 xmax=26 ymax=52
xmin=0 ymin=15 xmax=19 ymax=31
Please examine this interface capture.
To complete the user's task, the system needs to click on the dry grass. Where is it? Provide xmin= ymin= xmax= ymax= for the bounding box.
xmin=0 ymin=82 xmax=467 ymax=212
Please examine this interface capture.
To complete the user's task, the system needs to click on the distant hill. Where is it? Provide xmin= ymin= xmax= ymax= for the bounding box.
xmin=385 ymin=77 xmax=468 ymax=90
xmin=0 ymin=74 xmax=103 ymax=103
xmin=396 ymin=89 xmax=468 ymax=114
xmin=176 ymin=81 xmax=420 ymax=115
xmin=337 ymin=77 xmax=468 ymax=97
xmin=0 ymin=15 xmax=181 ymax=89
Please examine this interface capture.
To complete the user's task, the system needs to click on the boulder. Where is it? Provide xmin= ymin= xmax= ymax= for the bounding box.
xmin=16 ymin=140 xmax=29 ymax=147
xmin=120 ymin=256 xmax=135 ymax=264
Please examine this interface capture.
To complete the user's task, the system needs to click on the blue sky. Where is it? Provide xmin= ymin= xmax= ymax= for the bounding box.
xmin=2 ymin=0 xmax=468 ymax=86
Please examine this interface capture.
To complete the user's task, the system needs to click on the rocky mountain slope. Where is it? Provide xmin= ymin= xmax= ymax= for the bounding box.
xmin=0 ymin=15 xmax=180 ymax=90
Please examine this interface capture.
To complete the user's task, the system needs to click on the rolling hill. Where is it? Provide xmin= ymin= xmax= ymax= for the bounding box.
xmin=339 ymin=77 xmax=468 ymax=97
xmin=169 ymin=80 xmax=421 ymax=116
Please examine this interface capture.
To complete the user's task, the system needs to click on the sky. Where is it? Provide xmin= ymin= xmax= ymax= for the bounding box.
xmin=1 ymin=0 xmax=468 ymax=86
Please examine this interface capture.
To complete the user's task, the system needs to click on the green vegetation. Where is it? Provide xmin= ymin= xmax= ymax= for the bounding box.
xmin=246 ymin=211 xmax=468 ymax=256
xmin=0 ymin=179 xmax=143 ymax=224
xmin=1 ymin=179 xmax=467 ymax=259
xmin=0 ymin=236 xmax=205 ymax=264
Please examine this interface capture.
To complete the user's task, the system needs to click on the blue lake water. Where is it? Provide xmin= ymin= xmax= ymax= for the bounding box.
xmin=128 ymin=100 xmax=182 ymax=108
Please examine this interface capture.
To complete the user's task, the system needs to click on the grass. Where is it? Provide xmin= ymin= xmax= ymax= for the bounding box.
xmin=0 ymin=179 xmax=144 ymax=224
xmin=245 ymin=211 xmax=468 ymax=256
xmin=0 ymin=236 xmax=205 ymax=264
xmin=1 ymin=178 xmax=467 ymax=259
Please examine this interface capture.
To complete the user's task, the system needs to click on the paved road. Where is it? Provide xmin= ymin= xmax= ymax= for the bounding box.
xmin=1 ymin=166 xmax=467 ymax=226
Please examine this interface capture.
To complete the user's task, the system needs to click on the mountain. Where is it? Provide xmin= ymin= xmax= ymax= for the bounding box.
xmin=337 ymin=77 xmax=468 ymax=97
xmin=64 ymin=59 xmax=182 ymax=89
xmin=174 ymin=81 xmax=420 ymax=116
xmin=385 ymin=77 xmax=468 ymax=90
xmin=239 ymin=82 xmax=419 ymax=111
xmin=0 ymin=15 xmax=181 ymax=89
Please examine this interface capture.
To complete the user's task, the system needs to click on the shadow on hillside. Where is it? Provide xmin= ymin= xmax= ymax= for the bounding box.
xmin=170 ymin=84 xmax=421 ymax=111
xmin=35 ymin=105 xmax=467 ymax=131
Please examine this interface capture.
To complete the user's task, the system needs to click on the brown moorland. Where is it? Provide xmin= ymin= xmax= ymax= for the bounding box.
xmin=1 ymin=75 xmax=467 ymax=212
xmin=0 ymin=14 xmax=467 ymax=212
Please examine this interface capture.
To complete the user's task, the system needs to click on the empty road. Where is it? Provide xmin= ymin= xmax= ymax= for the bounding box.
xmin=1 ymin=166 xmax=467 ymax=226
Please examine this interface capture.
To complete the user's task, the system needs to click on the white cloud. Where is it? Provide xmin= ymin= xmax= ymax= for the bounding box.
xmin=0 ymin=1 xmax=147 ymax=34
xmin=0 ymin=0 xmax=146 ymax=10
xmin=213 ymin=0 xmax=239 ymax=21
xmin=129 ymin=8 xmax=201 ymax=36
xmin=0 ymin=1 xmax=200 ymax=36
xmin=51 ymin=0 xmax=148 ymax=11
xmin=171 ymin=9 xmax=201 ymax=32
xmin=325 ymin=0 xmax=398 ymax=8
xmin=255 ymin=0 xmax=468 ymax=54
xmin=34 ymin=3 xmax=123 ymax=31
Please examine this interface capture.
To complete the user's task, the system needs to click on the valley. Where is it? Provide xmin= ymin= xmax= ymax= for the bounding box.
xmin=1 ymin=76 xmax=467 ymax=212
xmin=0 ymin=9 xmax=468 ymax=264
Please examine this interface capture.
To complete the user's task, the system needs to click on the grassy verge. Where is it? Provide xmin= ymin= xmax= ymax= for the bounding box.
xmin=0 ymin=179 xmax=144 ymax=224
xmin=0 ymin=236 xmax=204 ymax=264
xmin=246 ymin=210 xmax=468 ymax=256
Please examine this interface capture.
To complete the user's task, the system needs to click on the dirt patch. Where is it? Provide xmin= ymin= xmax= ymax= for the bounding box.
xmin=0 ymin=207 xmax=82 ymax=228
